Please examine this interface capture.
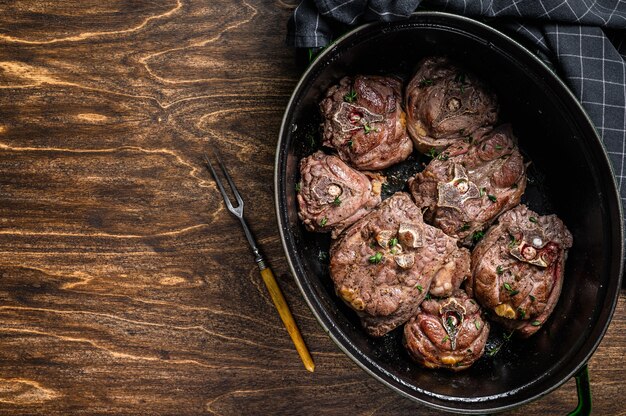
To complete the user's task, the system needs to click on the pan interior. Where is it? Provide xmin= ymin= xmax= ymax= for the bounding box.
xmin=277 ymin=14 xmax=623 ymax=413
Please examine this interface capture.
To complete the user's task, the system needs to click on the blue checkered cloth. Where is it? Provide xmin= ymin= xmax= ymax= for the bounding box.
xmin=287 ymin=0 xmax=626 ymax=234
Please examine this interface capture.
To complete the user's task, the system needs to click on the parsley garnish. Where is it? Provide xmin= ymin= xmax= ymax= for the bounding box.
xmin=348 ymin=140 xmax=354 ymax=148
xmin=332 ymin=196 xmax=341 ymax=206
xmin=318 ymin=251 xmax=328 ymax=261
xmin=419 ymin=78 xmax=433 ymax=87
xmin=474 ymin=320 xmax=481 ymax=330
xmin=295 ymin=183 xmax=301 ymax=192
xmin=518 ymin=308 xmax=526 ymax=319
xmin=363 ymin=124 xmax=373 ymax=134
xmin=529 ymin=294 xmax=536 ymax=302
xmin=479 ymin=187 xmax=486 ymax=197
xmin=428 ymin=148 xmax=440 ymax=159
xmin=503 ymin=282 xmax=519 ymax=296
xmin=472 ymin=230 xmax=485 ymax=243
xmin=307 ymin=132 xmax=316 ymax=148
xmin=488 ymin=194 xmax=497 ymax=202
xmin=531 ymin=320 xmax=541 ymax=326
xmin=529 ymin=216 xmax=538 ymax=223
xmin=446 ymin=316 xmax=454 ymax=328
xmin=437 ymin=152 xmax=450 ymax=161
xmin=495 ymin=145 xmax=503 ymax=150
xmin=511 ymin=183 xmax=518 ymax=189
xmin=368 ymin=252 xmax=383 ymax=264
xmin=319 ymin=217 xmax=328 ymax=227
xmin=458 ymin=223 xmax=470 ymax=232
xmin=442 ymin=335 xmax=449 ymax=343
xmin=343 ymin=89 xmax=357 ymax=103
xmin=416 ymin=284 xmax=423 ymax=293
xmin=496 ymin=265 xmax=504 ymax=275
xmin=389 ymin=238 xmax=398 ymax=248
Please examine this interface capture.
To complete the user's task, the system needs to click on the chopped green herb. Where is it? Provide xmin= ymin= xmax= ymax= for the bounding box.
xmin=474 ymin=320 xmax=481 ymax=330
xmin=428 ymin=148 xmax=440 ymax=159
xmin=320 ymin=217 xmax=328 ymax=227
xmin=390 ymin=248 xmax=397 ymax=254
xmin=363 ymin=124 xmax=373 ymax=134
xmin=458 ymin=223 xmax=471 ymax=232
xmin=467 ymin=349 xmax=473 ymax=353
xmin=416 ymin=284 xmax=423 ymax=293
xmin=425 ymin=293 xmax=432 ymax=300
xmin=295 ymin=183 xmax=301 ymax=192
xmin=488 ymin=194 xmax=497 ymax=203
xmin=496 ymin=265 xmax=504 ymax=275
xmin=531 ymin=320 xmax=541 ymax=326
xmin=343 ymin=89 xmax=357 ymax=103
xmin=348 ymin=140 xmax=354 ymax=148
xmin=479 ymin=187 xmax=486 ymax=197
xmin=517 ymin=308 xmax=526 ymax=319
xmin=368 ymin=252 xmax=383 ymax=264
xmin=529 ymin=216 xmax=538 ymax=223
xmin=389 ymin=238 xmax=398 ymax=248
xmin=460 ymin=84 xmax=465 ymax=93
xmin=503 ymin=282 xmax=519 ymax=296
xmin=369 ymin=241 xmax=376 ymax=249
xmin=472 ymin=230 xmax=485 ymax=243
xmin=529 ymin=294 xmax=536 ymax=302
xmin=307 ymin=132 xmax=316 ymax=148
xmin=318 ymin=251 xmax=328 ymax=261
xmin=467 ymin=135 xmax=474 ymax=144
xmin=442 ymin=335 xmax=449 ymax=343
xmin=332 ymin=196 xmax=341 ymax=206
xmin=508 ymin=234 xmax=519 ymax=249
xmin=446 ymin=316 xmax=454 ymax=328
xmin=437 ymin=152 xmax=450 ymax=161
xmin=511 ymin=183 xmax=518 ymax=189
xmin=459 ymin=128 xmax=465 ymax=135
xmin=495 ymin=145 xmax=503 ymax=150
xmin=419 ymin=78 xmax=433 ymax=87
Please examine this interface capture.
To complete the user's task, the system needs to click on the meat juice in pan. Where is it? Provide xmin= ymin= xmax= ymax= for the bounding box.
xmin=290 ymin=56 xmax=571 ymax=371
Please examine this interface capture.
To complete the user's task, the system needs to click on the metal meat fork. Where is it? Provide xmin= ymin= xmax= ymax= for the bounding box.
xmin=203 ymin=152 xmax=315 ymax=372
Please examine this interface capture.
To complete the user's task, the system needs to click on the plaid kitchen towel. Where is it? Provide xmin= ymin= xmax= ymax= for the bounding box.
xmin=287 ymin=0 xmax=626 ymax=232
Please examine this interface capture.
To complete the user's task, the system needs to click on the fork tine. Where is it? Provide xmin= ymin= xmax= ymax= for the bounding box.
xmin=214 ymin=152 xmax=244 ymax=208
xmin=204 ymin=153 xmax=236 ymax=213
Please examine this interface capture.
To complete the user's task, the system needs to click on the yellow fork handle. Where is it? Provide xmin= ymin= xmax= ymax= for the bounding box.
xmin=260 ymin=267 xmax=315 ymax=372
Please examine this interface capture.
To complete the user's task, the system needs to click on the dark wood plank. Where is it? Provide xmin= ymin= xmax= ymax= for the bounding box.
xmin=0 ymin=1 xmax=623 ymax=414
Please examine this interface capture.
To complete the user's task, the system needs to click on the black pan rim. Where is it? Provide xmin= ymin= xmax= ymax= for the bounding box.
xmin=274 ymin=11 xmax=624 ymax=414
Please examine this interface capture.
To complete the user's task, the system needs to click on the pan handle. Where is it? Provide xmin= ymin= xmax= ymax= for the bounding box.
xmin=567 ymin=365 xmax=592 ymax=416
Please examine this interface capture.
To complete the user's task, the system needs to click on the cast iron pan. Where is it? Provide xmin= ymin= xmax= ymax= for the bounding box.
xmin=275 ymin=12 xmax=623 ymax=414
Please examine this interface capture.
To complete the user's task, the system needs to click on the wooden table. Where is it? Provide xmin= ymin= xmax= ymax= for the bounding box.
xmin=0 ymin=1 xmax=623 ymax=414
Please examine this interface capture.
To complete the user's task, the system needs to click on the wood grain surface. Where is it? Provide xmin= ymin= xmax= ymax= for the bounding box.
xmin=0 ymin=1 xmax=623 ymax=415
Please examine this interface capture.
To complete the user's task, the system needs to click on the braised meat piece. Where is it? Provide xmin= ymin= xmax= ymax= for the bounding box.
xmin=404 ymin=290 xmax=489 ymax=370
xmin=297 ymin=151 xmax=382 ymax=238
xmin=329 ymin=193 xmax=470 ymax=337
xmin=320 ymin=75 xmax=413 ymax=170
xmin=468 ymin=205 xmax=573 ymax=337
xmin=405 ymin=56 xmax=498 ymax=153
xmin=408 ymin=125 xmax=526 ymax=245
